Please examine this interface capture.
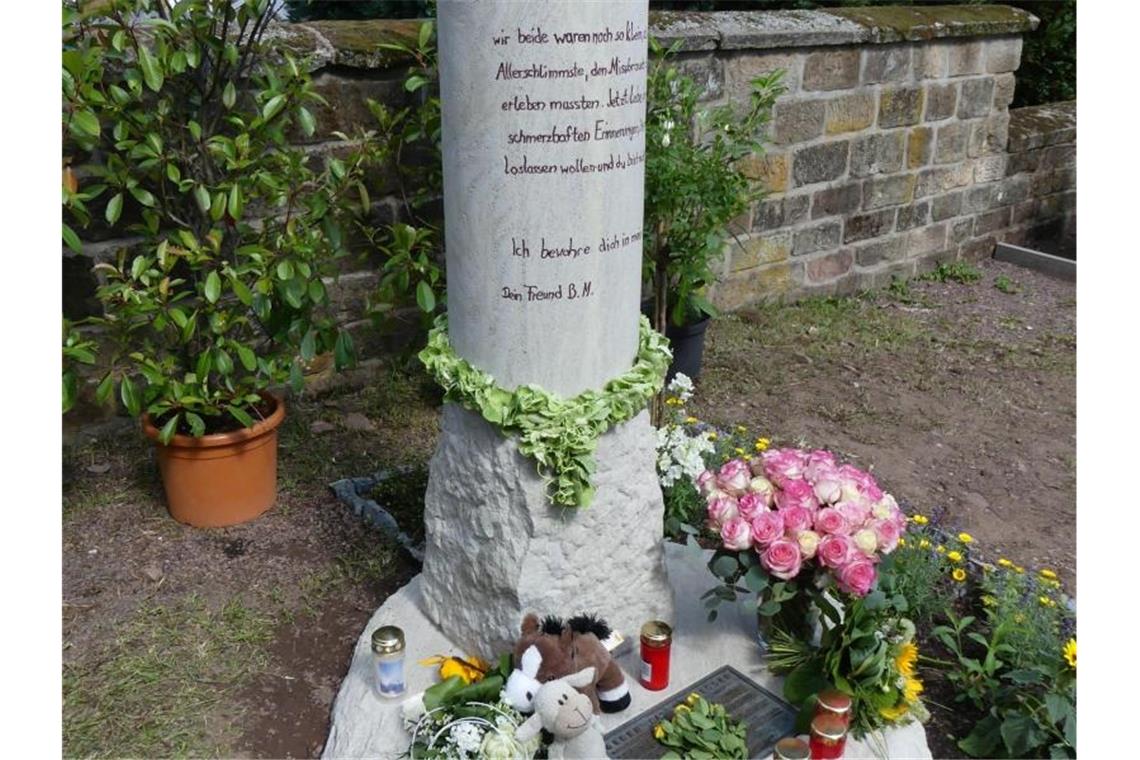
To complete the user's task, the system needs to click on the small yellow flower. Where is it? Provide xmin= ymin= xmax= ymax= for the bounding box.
xmin=981 ymin=594 xmax=997 ymax=607
xmin=911 ymin=514 xmax=929 ymax=525
xmin=721 ymin=454 xmax=730 ymax=462
xmin=1038 ymin=596 xmax=1057 ymax=608
xmin=919 ymin=538 xmax=931 ymax=550
xmin=735 ymin=425 xmax=747 ymax=434
xmin=1014 ymin=612 xmax=1026 ymax=624
xmin=653 ymin=723 xmax=666 ymax=740
xmin=674 ymin=703 xmax=690 ymax=714
xmin=1039 ymin=568 xmax=1058 ymax=581
xmin=1049 ymin=578 xmax=1062 ymax=589
xmin=898 ymin=537 xmax=906 ymax=547
xmin=685 ymin=416 xmax=698 ymax=425
xmin=1014 ymin=565 xmax=1025 ymax=574
xmin=734 ymin=447 xmax=746 ymax=456
xmin=754 ymin=437 xmax=771 ymax=451
xmin=951 ymin=568 xmax=967 ymax=582
xmin=686 ymin=692 xmax=701 ymax=706
xmin=947 ymin=550 xmax=963 ymax=563
xmin=1063 ymin=638 xmax=1076 ymax=669
xmin=936 ymin=545 xmax=946 ymax=554
xmin=997 ymin=558 xmax=1013 ymax=568
xmin=958 ymin=532 xmax=975 ymax=544
xmin=707 ymin=432 xmax=718 ymax=441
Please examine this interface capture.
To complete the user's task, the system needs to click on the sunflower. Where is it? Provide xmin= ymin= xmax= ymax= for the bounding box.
xmin=895 ymin=642 xmax=918 ymax=678
xmin=879 ymin=701 xmax=909 ymax=721
xmin=903 ymin=675 xmax=924 ymax=703
xmin=1063 ymin=638 xmax=1076 ymax=669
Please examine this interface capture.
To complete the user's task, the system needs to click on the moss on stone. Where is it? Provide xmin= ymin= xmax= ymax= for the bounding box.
xmin=299 ymin=19 xmax=422 ymax=70
xmin=828 ymin=5 xmax=1038 ymax=42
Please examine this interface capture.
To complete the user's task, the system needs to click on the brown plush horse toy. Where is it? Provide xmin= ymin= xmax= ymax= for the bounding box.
xmin=504 ymin=613 xmax=631 ymax=715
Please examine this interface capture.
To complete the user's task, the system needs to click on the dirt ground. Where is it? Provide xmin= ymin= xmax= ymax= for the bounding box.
xmin=693 ymin=258 xmax=1076 ymax=590
xmin=61 ymin=257 xmax=1074 ymax=758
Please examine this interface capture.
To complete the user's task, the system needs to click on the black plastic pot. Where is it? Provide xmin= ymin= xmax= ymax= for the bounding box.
xmin=664 ymin=317 xmax=711 ymax=382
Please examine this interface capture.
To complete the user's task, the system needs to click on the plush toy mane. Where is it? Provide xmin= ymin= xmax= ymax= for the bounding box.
xmin=566 ymin=613 xmax=611 ymax=640
xmin=540 ymin=615 xmax=565 ymax=636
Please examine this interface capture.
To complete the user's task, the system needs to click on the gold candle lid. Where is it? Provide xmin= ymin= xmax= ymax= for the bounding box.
xmin=640 ymin=620 xmax=673 ymax=647
xmin=371 ymin=625 xmax=405 ymax=655
xmin=774 ymin=737 xmax=810 ymax=760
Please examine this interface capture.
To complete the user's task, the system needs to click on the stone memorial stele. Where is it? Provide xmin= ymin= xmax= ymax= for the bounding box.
xmin=420 ymin=0 xmax=674 ymax=657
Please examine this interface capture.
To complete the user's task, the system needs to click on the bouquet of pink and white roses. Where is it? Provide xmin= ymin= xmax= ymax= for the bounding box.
xmin=699 ymin=448 xmax=908 ymax=613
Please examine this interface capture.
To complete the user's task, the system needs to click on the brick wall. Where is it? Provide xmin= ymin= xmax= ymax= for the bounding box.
xmin=65 ymin=6 xmax=1076 ymax=326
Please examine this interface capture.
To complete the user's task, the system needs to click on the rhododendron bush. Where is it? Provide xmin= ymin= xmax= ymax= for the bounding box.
xmin=697 ymin=447 xmax=908 ymax=628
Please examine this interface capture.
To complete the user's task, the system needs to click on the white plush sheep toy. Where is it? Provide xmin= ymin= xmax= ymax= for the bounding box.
xmin=515 ymin=666 xmax=610 ymax=760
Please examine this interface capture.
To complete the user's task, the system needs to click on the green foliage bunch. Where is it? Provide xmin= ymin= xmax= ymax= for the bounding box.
xmin=654 ymin=692 xmax=748 ymax=760
xmin=62 ymin=0 xmax=376 ymax=439
xmin=643 ymin=40 xmax=784 ymax=332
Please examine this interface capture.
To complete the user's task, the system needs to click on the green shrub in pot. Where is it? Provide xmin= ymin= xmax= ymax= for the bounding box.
xmin=62 ymin=0 xmax=382 ymax=440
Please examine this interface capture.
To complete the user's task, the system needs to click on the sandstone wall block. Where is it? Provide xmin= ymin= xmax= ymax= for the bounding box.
xmin=850 ymin=131 xmax=906 ymax=177
xmin=793 ymin=141 xmax=850 ymax=186
xmin=804 ymin=47 xmax=861 ymax=90
xmin=879 ymin=86 xmax=926 ymax=127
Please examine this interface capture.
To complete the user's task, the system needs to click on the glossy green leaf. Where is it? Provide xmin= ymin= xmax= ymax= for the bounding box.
xmin=159 ymin=413 xmax=180 ymax=444
xmin=138 ymin=45 xmax=163 ymax=92
xmin=71 ymin=109 xmax=100 ymax=138
xmin=300 ymin=330 xmax=316 ymax=361
xmin=62 ymin=224 xmax=82 ymax=254
xmin=204 ymin=271 xmax=221 ymax=303
xmin=415 ymin=281 xmax=436 ymax=313
xmin=297 ymin=106 xmax=315 ymax=137
xmin=236 ymin=345 xmax=257 ymax=371
xmin=120 ymin=376 xmax=141 ymax=417
xmin=185 ymin=411 xmax=206 ymax=437
xmin=230 ymin=277 xmax=252 ymax=306
xmin=227 ymin=404 xmax=254 ymax=429
xmin=228 ymin=184 xmax=243 ymax=220
xmin=105 ymin=193 xmax=124 ymax=225
xmin=222 ymin=81 xmax=236 ymax=109
xmin=262 ymin=94 xmax=286 ymax=122
xmin=193 ymin=184 xmax=210 ymax=213
xmin=95 ymin=373 xmax=115 ymax=405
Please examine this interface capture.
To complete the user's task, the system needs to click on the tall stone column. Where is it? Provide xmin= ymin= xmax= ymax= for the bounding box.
xmin=422 ymin=0 xmax=673 ymax=657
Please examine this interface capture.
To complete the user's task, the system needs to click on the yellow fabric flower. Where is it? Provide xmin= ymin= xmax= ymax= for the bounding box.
xmin=903 ymin=675 xmax=924 ymax=703
xmin=911 ymin=514 xmax=929 ymax=525
xmin=653 ymin=723 xmax=666 ymax=740
xmin=947 ymin=550 xmax=963 ymax=563
xmin=879 ymin=701 xmax=909 ymax=721
xmin=1039 ymin=568 xmax=1058 ymax=581
xmin=951 ymin=568 xmax=967 ymax=582
xmin=998 ymin=558 xmax=1013 ymax=568
xmin=958 ymin=532 xmax=975 ymax=544
xmin=895 ymin=642 xmax=918 ymax=678
xmin=1063 ymin=638 xmax=1076 ymax=669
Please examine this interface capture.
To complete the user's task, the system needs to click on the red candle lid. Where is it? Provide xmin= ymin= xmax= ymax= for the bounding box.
xmin=818 ymin=688 xmax=852 ymax=713
xmin=811 ymin=713 xmax=847 ymax=740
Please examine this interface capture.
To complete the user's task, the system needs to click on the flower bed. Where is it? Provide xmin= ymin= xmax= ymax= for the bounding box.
xmin=655 ymin=374 xmax=1076 ymax=758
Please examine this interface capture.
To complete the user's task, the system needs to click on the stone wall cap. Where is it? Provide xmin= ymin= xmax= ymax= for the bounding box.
xmin=1008 ymin=100 xmax=1077 ymax=151
xmin=274 ymin=6 xmax=1040 ymax=72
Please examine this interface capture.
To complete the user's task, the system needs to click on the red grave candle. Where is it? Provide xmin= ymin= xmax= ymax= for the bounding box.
xmin=814 ymin=688 xmax=852 ymax=729
xmin=809 ymin=713 xmax=848 ymax=760
xmin=639 ymin=620 xmax=672 ymax=690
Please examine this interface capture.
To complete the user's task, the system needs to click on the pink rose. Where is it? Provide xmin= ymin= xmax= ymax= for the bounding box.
xmin=720 ymin=517 xmax=753 ymax=551
xmin=780 ymin=505 xmax=814 ymax=534
xmin=762 ymin=448 xmax=808 ymax=488
xmin=837 ymin=557 xmax=878 ymax=596
xmin=817 ymin=534 xmax=854 ymax=568
xmin=796 ymin=530 xmax=821 ymax=559
xmin=838 ymin=464 xmax=884 ymax=501
xmin=707 ymin=496 xmax=739 ymax=531
xmin=697 ymin=470 xmax=718 ymax=497
xmin=836 ymin=499 xmax=872 ymax=530
xmin=737 ymin=492 xmax=769 ymax=522
xmin=717 ymin=459 xmax=751 ymax=496
xmin=814 ymin=507 xmax=850 ymax=536
xmin=852 ymin=528 xmax=879 ymax=556
xmin=775 ymin=479 xmax=820 ymax=512
xmin=873 ymin=518 xmax=902 ymax=553
xmin=750 ymin=511 xmax=785 ymax=547
xmin=747 ymin=476 xmax=776 ymax=507
xmin=761 ymin=539 xmax=804 ymax=580
xmin=804 ymin=449 xmax=838 ymax=482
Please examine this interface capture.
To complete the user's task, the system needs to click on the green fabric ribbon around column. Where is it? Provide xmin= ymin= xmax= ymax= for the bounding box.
xmin=418 ymin=315 xmax=672 ymax=508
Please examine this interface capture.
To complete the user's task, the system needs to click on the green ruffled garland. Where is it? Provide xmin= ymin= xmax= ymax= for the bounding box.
xmin=418 ymin=314 xmax=671 ymax=508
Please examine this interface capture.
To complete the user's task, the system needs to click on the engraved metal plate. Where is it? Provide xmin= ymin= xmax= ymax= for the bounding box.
xmin=604 ymin=665 xmax=797 ymax=759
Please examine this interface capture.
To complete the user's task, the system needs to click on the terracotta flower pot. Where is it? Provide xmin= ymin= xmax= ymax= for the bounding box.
xmin=142 ymin=395 xmax=285 ymax=527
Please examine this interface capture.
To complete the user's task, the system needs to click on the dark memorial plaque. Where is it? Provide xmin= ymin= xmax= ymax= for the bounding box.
xmin=604 ymin=666 xmax=797 ymax=759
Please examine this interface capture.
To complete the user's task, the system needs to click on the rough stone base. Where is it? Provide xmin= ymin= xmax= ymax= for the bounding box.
xmin=322 ymin=542 xmax=932 ymax=759
xmin=419 ymin=405 xmax=676 ymax=657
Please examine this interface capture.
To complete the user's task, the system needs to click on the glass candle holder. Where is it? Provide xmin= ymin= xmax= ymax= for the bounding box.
xmin=371 ymin=625 xmax=406 ymax=698
xmin=815 ymin=688 xmax=852 ymax=729
xmin=809 ymin=713 xmax=847 ymax=760
xmin=639 ymin=620 xmax=672 ymax=690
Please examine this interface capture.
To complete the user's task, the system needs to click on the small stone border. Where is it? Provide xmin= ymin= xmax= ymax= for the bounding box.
xmin=329 ymin=467 xmax=425 ymax=561
xmin=993 ymin=242 xmax=1076 ymax=282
